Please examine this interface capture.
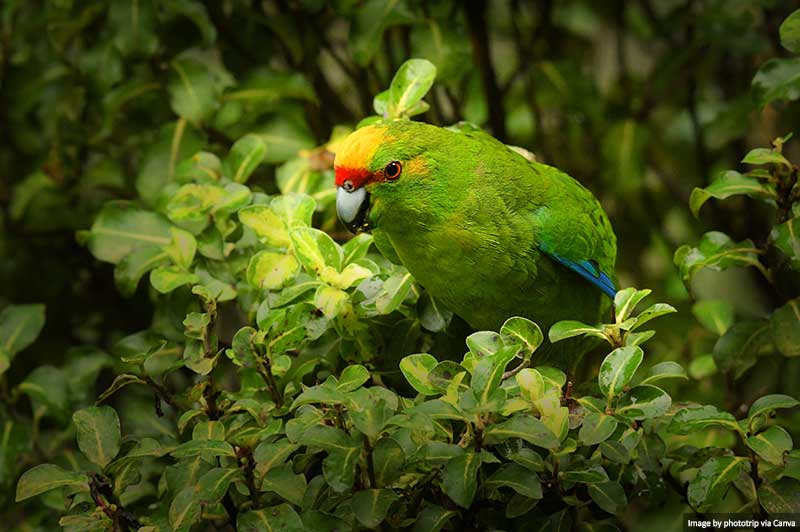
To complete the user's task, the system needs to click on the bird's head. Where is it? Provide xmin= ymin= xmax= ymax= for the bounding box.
xmin=334 ymin=122 xmax=438 ymax=233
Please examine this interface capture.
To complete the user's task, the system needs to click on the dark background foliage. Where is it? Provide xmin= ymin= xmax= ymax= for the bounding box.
xmin=1 ymin=1 xmax=800 ymax=531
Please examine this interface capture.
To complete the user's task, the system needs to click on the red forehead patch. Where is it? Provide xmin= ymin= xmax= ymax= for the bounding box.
xmin=335 ymin=166 xmax=374 ymax=189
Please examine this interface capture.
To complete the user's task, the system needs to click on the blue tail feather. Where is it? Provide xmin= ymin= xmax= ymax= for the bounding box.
xmin=539 ymin=245 xmax=617 ymax=298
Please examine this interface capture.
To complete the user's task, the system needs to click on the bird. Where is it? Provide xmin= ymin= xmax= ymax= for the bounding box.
xmin=334 ymin=120 xmax=617 ymax=359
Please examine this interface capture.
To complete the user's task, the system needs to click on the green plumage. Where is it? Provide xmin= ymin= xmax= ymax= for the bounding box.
xmin=336 ymin=120 xmax=617 ymax=351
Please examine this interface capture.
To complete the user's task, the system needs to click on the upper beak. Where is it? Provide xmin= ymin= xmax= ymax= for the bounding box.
xmin=336 ymin=186 xmax=372 ymax=233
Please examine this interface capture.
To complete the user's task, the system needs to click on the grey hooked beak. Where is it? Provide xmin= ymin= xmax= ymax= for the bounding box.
xmin=336 ymin=186 xmax=372 ymax=233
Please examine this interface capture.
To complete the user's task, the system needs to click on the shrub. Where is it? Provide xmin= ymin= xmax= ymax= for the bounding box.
xmin=3 ymin=2 xmax=800 ymax=531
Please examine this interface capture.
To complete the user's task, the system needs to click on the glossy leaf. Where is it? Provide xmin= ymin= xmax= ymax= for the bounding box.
xmin=687 ymin=456 xmax=747 ymax=512
xmin=771 ymin=217 xmax=800 ymax=272
xmin=352 ymin=489 xmax=398 ymax=528
xmin=690 ymin=170 xmax=776 ymax=218
xmin=746 ymin=426 xmax=792 ymax=465
xmin=599 ymin=346 xmax=643 ymax=400
xmin=442 ymin=452 xmax=480 ymax=508
xmin=674 ymin=231 xmax=766 ymax=287
xmin=73 ymin=406 xmax=121 ymax=468
xmin=16 ymin=464 xmax=88 ymax=501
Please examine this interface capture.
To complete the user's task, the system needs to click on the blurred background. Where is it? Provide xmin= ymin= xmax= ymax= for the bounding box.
xmin=1 ymin=0 xmax=799 ymax=527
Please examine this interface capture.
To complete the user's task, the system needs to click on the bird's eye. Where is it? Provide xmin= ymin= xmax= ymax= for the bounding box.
xmin=384 ymin=161 xmax=402 ymax=180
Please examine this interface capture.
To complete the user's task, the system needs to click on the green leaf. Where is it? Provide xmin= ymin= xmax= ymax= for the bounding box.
xmin=549 ymin=320 xmax=607 ymax=343
xmin=562 ymin=463 xmax=608 ymax=484
xmin=237 ymin=505 xmax=303 ymax=531
xmin=411 ymin=505 xmax=459 ymax=532
xmin=692 ymin=300 xmax=735 ymax=335
xmin=599 ymin=346 xmax=643 ymax=400
xmin=466 ymin=331 xmax=502 ymax=357
xmin=352 ymin=489 xmax=398 ymax=528
xmin=752 ymin=57 xmax=800 ymax=108
xmin=115 ymin=246 xmax=170 ymax=296
xmin=349 ymin=0 xmax=415 ymax=66
xmin=291 ymin=227 xmax=343 ymax=273
xmin=688 ymin=456 xmax=748 ymax=512
xmin=442 ymin=452 xmax=480 ymax=508
xmin=109 ymin=0 xmax=158 ymax=57
xmin=689 ymin=355 xmax=718 ymax=379
xmin=373 ymin=438 xmax=404 ymax=486
xmin=376 ymin=271 xmax=414 ymax=314
xmin=136 ymin=121 xmax=205 ymax=205
xmin=239 ymin=205 xmax=290 ymax=248
xmin=690 ymin=170 xmax=776 ymax=218
xmin=0 ymin=303 xmax=45 ymax=373
xmin=337 ymin=365 xmax=370 ymax=392
xmin=192 ymin=420 xmax=226 ymax=441
xmin=73 ymin=406 xmax=121 ymax=468
xmin=674 ymin=231 xmax=766 ymax=288
xmin=165 ymin=183 xmax=223 ymax=234
xmin=150 ymin=265 xmax=199 ymax=293
xmin=771 ymin=217 xmax=800 ymax=272
xmin=516 ymin=368 xmax=545 ymax=402
xmin=313 ymin=285 xmax=349 ymax=319
xmin=500 ymin=317 xmax=543 ymax=355
xmin=627 ymin=303 xmax=676 ymax=331
xmin=256 ymin=117 xmax=315 ymax=164
xmin=742 ymin=148 xmax=791 ymax=168
xmin=418 ymin=293 xmax=453 ymax=333
xmin=748 ymin=394 xmax=800 ymax=421
xmin=262 ymin=465 xmax=306 ymax=506
xmin=400 ymin=354 xmax=439 ymax=396
xmin=15 ymin=464 xmax=88 ymax=501
xmin=247 ymin=251 xmax=300 ymax=290
xmin=668 ymin=406 xmax=741 ymax=435
xmin=579 ymin=413 xmax=618 ymax=446
xmin=600 ymin=441 xmax=631 ymax=464
xmin=323 ymin=445 xmax=361 ymax=493
xmin=471 ymin=346 xmax=517 ymax=404
xmin=602 ymin=120 xmax=648 ymax=192
xmin=348 ymin=396 xmax=393 ymax=440
xmin=342 ymin=233 xmax=374 ymax=265
xmin=164 ymin=227 xmax=197 ymax=269
xmin=224 ymin=134 xmax=267 ymax=183
xmin=161 ymin=0 xmax=216 ymax=46
xmin=758 ymin=478 xmax=800 ymax=513
xmin=483 ymin=415 xmax=560 ymax=449
xmin=614 ymin=385 xmax=671 ymax=420
xmin=772 ymin=298 xmax=800 ymax=357
xmin=18 ymin=366 xmax=69 ymax=418
xmin=614 ymin=288 xmax=651 ymax=321
xmin=588 ymin=481 xmax=627 ymax=515
xmin=781 ymin=9 xmax=800 ymax=53
xmin=171 ymin=439 xmax=235 ymax=459
xmin=197 ymin=467 xmax=241 ymax=504
xmin=387 ymin=58 xmax=437 ymax=118
xmin=87 ymin=201 xmax=171 ymax=264
xmin=254 ymin=439 xmax=299 ymax=476
xmin=485 ymin=463 xmax=543 ymax=499
xmin=713 ymin=319 xmax=771 ymax=378
xmin=639 ymin=361 xmax=688 ymax=385
xmin=168 ymin=54 xmax=230 ymax=123
xmin=747 ymin=426 xmax=793 ymax=466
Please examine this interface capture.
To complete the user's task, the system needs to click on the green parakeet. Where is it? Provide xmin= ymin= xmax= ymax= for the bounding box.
xmin=334 ymin=120 xmax=617 ymax=344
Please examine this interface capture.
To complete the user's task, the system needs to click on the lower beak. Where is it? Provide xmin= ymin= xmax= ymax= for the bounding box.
xmin=336 ymin=187 xmax=372 ymax=233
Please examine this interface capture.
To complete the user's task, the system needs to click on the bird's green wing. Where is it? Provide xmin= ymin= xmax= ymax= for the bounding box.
xmin=531 ymin=168 xmax=618 ymax=298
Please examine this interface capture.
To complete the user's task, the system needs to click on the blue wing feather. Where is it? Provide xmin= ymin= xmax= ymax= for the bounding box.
xmin=538 ymin=244 xmax=617 ymax=298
